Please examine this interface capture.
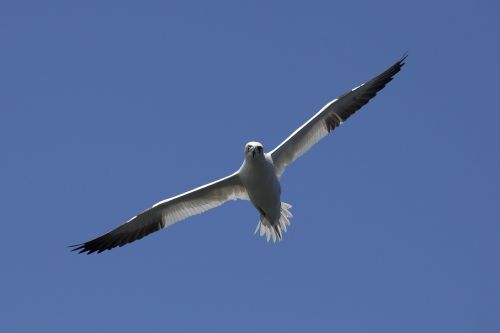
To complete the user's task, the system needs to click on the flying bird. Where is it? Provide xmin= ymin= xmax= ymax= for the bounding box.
xmin=71 ymin=55 xmax=406 ymax=254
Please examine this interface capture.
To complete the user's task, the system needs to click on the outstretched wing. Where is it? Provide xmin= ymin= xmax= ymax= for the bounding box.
xmin=70 ymin=172 xmax=247 ymax=254
xmin=270 ymin=56 xmax=406 ymax=177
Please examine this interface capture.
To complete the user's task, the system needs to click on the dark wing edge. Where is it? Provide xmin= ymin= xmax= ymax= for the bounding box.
xmin=329 ymin=53 xmax=407 ymax=127
xmin=68 ymin=196 xmax=168 ymax=255
xmin=68 ymin=215 xmax=164 ymax=255
xmin=69 ymin=172 xmax=246 ymax=255
xmin=271 ymin=54 xmax=407 ymax=176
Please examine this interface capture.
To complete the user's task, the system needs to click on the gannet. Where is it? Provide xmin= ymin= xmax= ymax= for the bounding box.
xmin=71 ymin=56 xmax=406 ymax=254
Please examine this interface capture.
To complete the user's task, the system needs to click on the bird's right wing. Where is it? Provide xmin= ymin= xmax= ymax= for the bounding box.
xmin=270 ymin=56 xmax=406 ymax=177
xmin=70 ymin=172 xmax=248 ymax=254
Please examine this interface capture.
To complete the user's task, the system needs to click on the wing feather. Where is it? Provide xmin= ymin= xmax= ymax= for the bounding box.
xmin=70 ymin=172 xmax=247 ymax=254
xmin=271 ymin=55 xmax=406 ymax=176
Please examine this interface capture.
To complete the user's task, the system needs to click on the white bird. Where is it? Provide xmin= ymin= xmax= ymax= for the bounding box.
xmin=71 ymin=56 xmax=406 ymax=254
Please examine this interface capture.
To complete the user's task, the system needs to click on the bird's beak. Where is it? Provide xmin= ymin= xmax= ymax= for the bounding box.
xmin=252 ymin=149 xmax=255 ymax=158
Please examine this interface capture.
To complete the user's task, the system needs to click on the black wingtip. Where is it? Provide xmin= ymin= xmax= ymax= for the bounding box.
xmin=68 ymin=242 xmax=99 ymax=255
xmin=399 ymin=52 xmax=408 ymax=66
xmin=68 ymin=243 xmax=82 ymax=251
xmin=384 ymin=53 xmax=407 ymax=78
xmin=69 ymin=244 xmax=85 ymax=253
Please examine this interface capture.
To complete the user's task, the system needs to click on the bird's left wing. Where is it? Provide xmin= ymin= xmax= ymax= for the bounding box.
xmin=270 ymin=56 xmax=406 ymax=177
xmin=70 ymin=172 xmax=247 ymax=254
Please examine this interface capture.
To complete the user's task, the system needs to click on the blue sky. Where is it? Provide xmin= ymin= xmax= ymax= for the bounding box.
xmin=1 ymin=1 xmax=499 ymax=332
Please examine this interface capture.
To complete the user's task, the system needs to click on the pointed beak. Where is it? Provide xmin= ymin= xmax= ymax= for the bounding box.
xmin=251 ymin=146 xmax=262 ymax=158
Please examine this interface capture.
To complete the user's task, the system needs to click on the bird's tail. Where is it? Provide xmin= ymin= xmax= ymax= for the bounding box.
xmin=254 ymin=202 xmax=293 ymax=242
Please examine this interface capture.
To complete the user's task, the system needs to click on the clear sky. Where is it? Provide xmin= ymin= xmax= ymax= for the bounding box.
xmin=1 ymin=1 xmax=499 ymax=332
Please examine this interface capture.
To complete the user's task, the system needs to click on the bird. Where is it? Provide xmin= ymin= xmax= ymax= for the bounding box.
xmin=70 ymin=55 xmax=406 ymax=254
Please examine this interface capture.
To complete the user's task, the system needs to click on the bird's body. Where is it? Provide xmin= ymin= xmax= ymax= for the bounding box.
xmin=71 ymin=55 xmax=407 ymax=254
xmin=239 ymin=143 xmax=281 ymax=224
xmin=238 ymin=142 xmax=289 ymax=240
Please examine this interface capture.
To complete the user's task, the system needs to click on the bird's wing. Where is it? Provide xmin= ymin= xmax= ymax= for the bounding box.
xmin=70 ymin=172 xmax=247 ymax=254
xmin=270 ymin=56 xmax=406 ymax=177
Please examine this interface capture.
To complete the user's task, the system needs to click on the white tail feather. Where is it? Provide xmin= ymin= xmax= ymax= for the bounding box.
xmin=254 ymin=202 xmax=293 ymax=243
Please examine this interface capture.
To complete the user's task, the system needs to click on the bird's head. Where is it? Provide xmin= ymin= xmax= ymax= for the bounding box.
xmin=244 ymin=141 xmax=264 ymax=160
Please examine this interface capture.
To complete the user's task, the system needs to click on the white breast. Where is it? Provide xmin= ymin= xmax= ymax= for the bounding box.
xmin=239 ymin=154 xmax=282 ymax=223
